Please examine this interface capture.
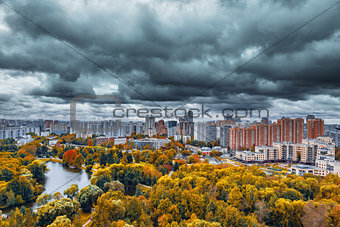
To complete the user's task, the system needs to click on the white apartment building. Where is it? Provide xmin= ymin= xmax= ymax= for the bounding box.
xmin=134 ymin=138 xmax=171 ymax=150
xmin=235 ymin=150 xmax=265 ymax=162
xmin=167 ymin=126 xmax=177 ymax=138
xmin=114 ymin=138 xmax=127 ymax=145
xmin=315 ymin=156 xmax=340 ymax=176
xmin=290 ymin=164 xmax=328 ymax=177
xmin=255 ymin=146 xmax=279 ymax=161
xmin=0 ymin=127 xmax=40 ymax=140
xmin=194 ymin=122 xmax=207 ymax=142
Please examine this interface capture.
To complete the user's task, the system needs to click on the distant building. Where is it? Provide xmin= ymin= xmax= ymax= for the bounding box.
xmin=220 ymin=125 xmax=231 ymax=148
xmin=182 ymin=136 xmax=191 ymax=144
xmin=155 ymin=120 xmax=167 ymax=135
xmin=134 ymin=138 xmax=170 ymax=149
xmin=328 ymin=128 xmax=340 ymax=147
xmin=0 ymin=126 xmax=40 ymax=140
xmin=76 ymin=132 xmax=93 ymax=139
xmin=16 ymin=136 xmax=34 ymax=146
xmin=194 ymin=122 xmax=207 ymax=142
xmin=200 ymin=147 xmax=212 ymax=156
xmin=277 ymin=117 xmax=304 ymax=144
xmin=261 ymin=117 xmax=269 ymax=124
xmin=72 ymin=120 xmax=145 ymax=137
xmin=48 ymin=139 xmax=59 ymax=146
xmin=235 ymin=150 xmax=265 ymax=162
xmin=306 ymin=114 xmax=316 ymax=122
xmin=290 ymin=164 xmax=327 ymax=177
xmin=206 ymin=123 xmax=217 ymax=143
xmin=307 ymin=118 xmax=324 ymax=139
xmin=167 ymin=121 xmax=178 ymax=138
xmin=114 ymin=138 xmax=127 ymax=145
xmin=145 ymin=116 xmax=156 ymax=136
xmin=174 ymin=135 xmax=181 ymax=141
xmin=46 ymin=120 xmax=69 ymax=134
xmin=230 ymin=117 xmax=304 ymax=150
xmin=96 ymin=136 xmax=109 ymax=145
xmin=315 ymin=158 xmax=340 ymax=176
xmin=178 ymin=115 xmax=194 ymax=138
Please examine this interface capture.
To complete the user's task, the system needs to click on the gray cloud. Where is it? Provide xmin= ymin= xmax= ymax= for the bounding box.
xmin=0 ymin=0 xmax=340 ymax=121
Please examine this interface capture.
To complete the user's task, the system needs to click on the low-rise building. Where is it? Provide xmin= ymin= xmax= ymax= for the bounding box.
xmin=235 ymin=150 xmax=265 ymax=162
xmin=48 ymin=139 xmax=59 ymax=146
xmin=315 ymin=158 xmax=340 ymax=176
xmin=255 ymin=146 xmax=279 ymax=161
xmin=16 ymin=136 xmax=34 ymax=146
xmin=76 ymin=132 xmax=93 ymax=139
xmin=200 ymin=147 xmax=212 ymax=156
xmin=96 ymin=136 xmax=109 ymax=145
xmin=134 ymin=138 xmax=170 ymax=150
xmin=290 ymin=164 xmax=327 ymax=176
xmin=114 ymin=138 xmax=127 ymax=145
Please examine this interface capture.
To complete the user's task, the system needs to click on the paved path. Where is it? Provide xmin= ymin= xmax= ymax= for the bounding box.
xmin=83 ymin=217 xmax=92 ymax=227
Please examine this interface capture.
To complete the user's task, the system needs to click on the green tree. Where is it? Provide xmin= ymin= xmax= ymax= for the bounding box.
xmin=64 ymin=184 xmax=79 ymax=199
xmin=47 ymin=215 xmax=72 ymax=227
xmin=92 ymin=192 xmax=126 ymax=226
xmin=103 ymin=180 xmax=125 ymax=193
xmin=28 ymin=160 xmax=48 ymax=181
xmin=36 ymin=193 xmax=52 ymax=206
xmin=36 ymin=198 xmax=80 ymax=227
xmin=78 ymin=184 xmax=103 ymax=212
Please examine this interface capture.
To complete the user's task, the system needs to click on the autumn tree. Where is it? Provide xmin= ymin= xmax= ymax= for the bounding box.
xmin=64 ymin=184 xmax=79 ymax=199
xmin=78 ymin=184 xmax=103 ymax=212
xmin=36 ymin=193 xmax=52 ymax=206
xmin=103 ymin=180 xmax=125 ymax=193
xmin=63 ymin=150 xmax=78 ymax=167
xmin=36 ymin=198 xmax=80 ymax=226
xmin=0 ymin=208 xmax=36 ymax=227
xmin=28 ymin=160 xmax=48 ymax=181
xmin=47 ymin=215 xmax=72 ymax=227
xmin=92 ymin=192 xmax=126 ymax=226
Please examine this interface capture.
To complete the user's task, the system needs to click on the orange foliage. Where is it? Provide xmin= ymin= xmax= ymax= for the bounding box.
xmin=63 ymin=150 xmax=78 ymax=166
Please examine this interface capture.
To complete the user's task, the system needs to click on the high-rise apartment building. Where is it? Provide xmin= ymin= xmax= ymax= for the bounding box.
xmin=256 ymin=124 xmax=269 ymax=147
xmin=145 ymin=116 xmax=156 ymax=136
xmin=230 ymin=127 xmax=242 ymax=150
xmin=194 ymin=122 xmax=207 ymax=142
xmin=220 ymin=125 xmax=231 ymax=148
xmin=206 ymin=123 xmax=217 ymax=143
xmin=230 ymin=117 xmax=305 ymax=150
xmin=277 ymin=117 xmax=304 ymax=143
xmin=307 ymin=118 xmax=324 ymax=139
xmin=268 ymin=123 xmax=281 ymax=145
xmin=155 ymin=120 xmax=167 ymax=135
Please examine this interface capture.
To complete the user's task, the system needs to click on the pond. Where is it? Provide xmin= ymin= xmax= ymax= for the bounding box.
xmin=38 ymin=161 xmax=92 ymax=199
xmin=1 ymin=161 xmax=92 ymax=214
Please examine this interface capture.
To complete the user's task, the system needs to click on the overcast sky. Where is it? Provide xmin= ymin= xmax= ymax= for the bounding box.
xmin=0 ymin=0 xmax=340 ymax=123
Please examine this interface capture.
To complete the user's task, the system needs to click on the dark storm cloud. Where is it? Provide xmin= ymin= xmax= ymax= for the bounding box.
xmin=28 ymin=75 xmax=96 ymax=99
xmin=0 ymin=94 xmax=11 ymax=102
xmin=0 ymin=0 xmax=340 ymax=120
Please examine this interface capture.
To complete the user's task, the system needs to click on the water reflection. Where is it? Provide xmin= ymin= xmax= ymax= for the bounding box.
xmin=41 ymin=162 xmax=92 ymax=196
xmin=1 ymin=161 xmax=92 ymax=214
